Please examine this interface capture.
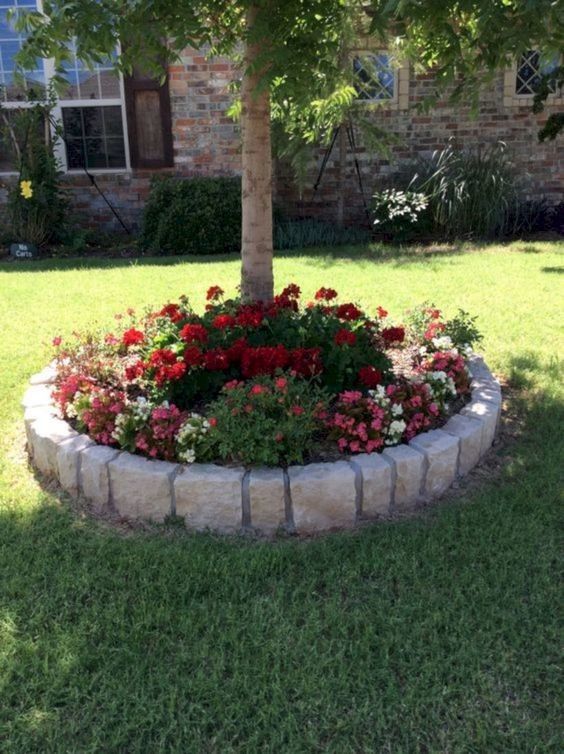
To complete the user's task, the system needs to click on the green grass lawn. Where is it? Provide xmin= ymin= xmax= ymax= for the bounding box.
xmin=0 ymin=240 xmax=562 ymax=752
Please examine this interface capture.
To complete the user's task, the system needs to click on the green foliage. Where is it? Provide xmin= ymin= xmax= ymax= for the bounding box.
xmin=205 ymin=375 xmax=328 ymax=467
xmin=409 ymin=142 xmax=520 ymax=240
xmin=274 ymin=219 xmax=370 ymax=250
xmin=443 ymin=310 xmax=483 ymax=350
xmin=1 ymin=104 xmax=67 ymax=246
xmin=372 ymin=188 xmax=429 ymax=241
xmin=140 ymin=176 xmax=241 ymax=256
xmin=533 ymin=65 xmax=563 ymax=141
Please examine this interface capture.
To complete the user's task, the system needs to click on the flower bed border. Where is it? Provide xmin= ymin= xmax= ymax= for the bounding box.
xmin=22 ymin=356 xmax=501 ymax=535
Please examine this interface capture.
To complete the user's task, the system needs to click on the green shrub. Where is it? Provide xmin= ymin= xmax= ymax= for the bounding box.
xmin=140 ymin=176 xmax=241 ymax=255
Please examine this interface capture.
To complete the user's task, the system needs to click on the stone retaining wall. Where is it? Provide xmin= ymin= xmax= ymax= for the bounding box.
xmin=22 ymin=356 xmax=501 ymax=535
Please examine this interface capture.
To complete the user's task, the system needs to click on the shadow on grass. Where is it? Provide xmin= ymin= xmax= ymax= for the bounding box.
xmin=542 ymin=266 xmax=564 ymax=274
xmin=0 ymin=241 xmax=478 ymax=274
xmin=0 ymin=348 xmax=562 ymax=751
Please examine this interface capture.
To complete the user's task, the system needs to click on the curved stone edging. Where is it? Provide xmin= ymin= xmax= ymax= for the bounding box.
xmin=22 ymin=356 xmax=502 ymax=535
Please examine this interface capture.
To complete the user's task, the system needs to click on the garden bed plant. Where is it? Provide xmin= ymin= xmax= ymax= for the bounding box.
xmin=51 ymin=285 xmax=482 ymax=468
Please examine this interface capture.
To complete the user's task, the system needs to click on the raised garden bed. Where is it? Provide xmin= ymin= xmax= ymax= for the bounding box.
xmin=22 ymin=357 xmax=501 ymax=535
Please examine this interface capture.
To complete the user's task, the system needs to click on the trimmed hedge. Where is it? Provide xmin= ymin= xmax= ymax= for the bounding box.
xmin=140 ymin=176 xmax=241 ymax=256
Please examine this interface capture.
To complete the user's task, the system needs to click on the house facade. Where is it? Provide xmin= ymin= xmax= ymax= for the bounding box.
xmin=0 ymin=7 xmax=562 ymax=234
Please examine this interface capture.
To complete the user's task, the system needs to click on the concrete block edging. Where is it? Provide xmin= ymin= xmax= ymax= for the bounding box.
xmin=23 ymin=355 xmax=501 ymax=535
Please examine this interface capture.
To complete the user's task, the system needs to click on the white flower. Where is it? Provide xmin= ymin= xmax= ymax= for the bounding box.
xmin=391 ymin=402 xmax=403 ymax=416
xmin=432 ymin=335 xmax=453 ymax=350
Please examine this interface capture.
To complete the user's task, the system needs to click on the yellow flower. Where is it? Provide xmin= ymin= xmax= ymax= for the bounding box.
xmin=20 ymin=180 xmax=33 ymax=200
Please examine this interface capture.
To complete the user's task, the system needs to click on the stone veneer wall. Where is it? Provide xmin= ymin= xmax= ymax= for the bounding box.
xmin=23 ymin=356 xmax=502 ymax=536
xmin=1 ymin=54 xmax=561 ymax=233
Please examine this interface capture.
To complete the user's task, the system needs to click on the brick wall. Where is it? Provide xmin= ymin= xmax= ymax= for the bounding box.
xmin=275 ymin=71 xmax=564 ymax=227
xmin=1 ymin=54 xmax=561 ymax=234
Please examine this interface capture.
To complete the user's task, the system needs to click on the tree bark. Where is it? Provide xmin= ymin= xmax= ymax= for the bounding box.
xmin=240 ymin=4 xmax=274 ymax=303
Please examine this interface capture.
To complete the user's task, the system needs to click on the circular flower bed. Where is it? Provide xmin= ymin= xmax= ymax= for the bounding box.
xmin=23 ymin=286 xmax=502 ymax=534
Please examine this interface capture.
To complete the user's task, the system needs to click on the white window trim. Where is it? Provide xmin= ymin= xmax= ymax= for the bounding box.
xmin=0 ymin=1 xmax=131 ymax=175
xmin=351 ymin=50 xmax=409 ymax=111
xmin=503 ymin=52 xmax=564 ymax=108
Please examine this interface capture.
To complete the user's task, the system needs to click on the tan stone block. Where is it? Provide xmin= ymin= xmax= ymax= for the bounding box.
xmin=249 ymin=468 xmax=286 ymax=533
xmin=410 ymin=430 xmax=459 ymax=498
xmin=109 ymin=453 xmax=177 ymax=522
xmin=382 ymin=445 xmax=425 ymax=511
xmin=174 ymin=464 xmax=244 ymax=533
xmin=288 ymin=461 xmax=356 ymax=534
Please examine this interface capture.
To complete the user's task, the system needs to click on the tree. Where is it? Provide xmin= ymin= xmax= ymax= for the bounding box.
xmin=18 ymin=1 xmax=563 ymax=302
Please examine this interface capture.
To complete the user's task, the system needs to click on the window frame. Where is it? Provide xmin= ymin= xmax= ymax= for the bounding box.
xmin=351 ymin=49 xmax=409 ymax=111
xmin=503 ymin=50 xmax=564 ymax=108
xmin=0 ymin=0 xmax=131 ymax=175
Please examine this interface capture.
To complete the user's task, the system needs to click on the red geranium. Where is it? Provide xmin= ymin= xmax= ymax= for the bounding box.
xmin=212 ymin=314 xmax=236 ymax=330
xmin=158 ymin=303 xmax=184 ymax=323
xmin=358 ymin=365 xmax=383 ymax=389
xmin=122 ymin=328 xmax=144 ymax=347
xmin=377 ymin=306 xmax=388 ymax=319
xmin=179 ymin=322 xmax=208 ymax=344
xmin=336 ymin=303 xmax=363 ymax=321
xmin=235 ymin=305 xmax=264 ymax=328
xmin=334 ymin=329 xmax=356 ymax=347
xmin=203 ymin=348 xmax=230 ymax=371
xmin=124 ymin=360 xmax=146 ymax=381
xmin=206 ymin=285 xmax=224 ymax=301
xmin=381 ymin=326 xmax=405 ymax=345
xmin=183 ymin=345 xmax=203 ymax=368
xmin=315 ymin=287 xmax=338 ymax=301
xmin=241 ymin=345 xmax=290 ymax=378
xmin=289 ymin=347 xmax=323 ymax=377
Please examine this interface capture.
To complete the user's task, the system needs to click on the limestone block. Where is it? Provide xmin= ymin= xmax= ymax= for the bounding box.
xmin=351 ymin=453 xmax=393 ymax=517
xmin=382 ymin=445 xmax=425 ymax=511
xmin=109 ymin=453 xmax=177 ymax=522
xmin=249 ymin=468 xmax=286 ymax=533
xmin=24 ymin=405 xmax=57 ymax=448
xmin=288 ymin=461 xmax=356 ymax=534
xmin=28 ymin=417 xmax=78 ymax=476
xmin=442 ymin=414 xmax=483 ymax=476
xmin=410 ymin=430 xmax=459 ymax=498
xmin=461 ymin=399 xmax=499 ymax=456
xmin=21 ymin=384 xmax=53 ymax=409
xmin=174 ymin=464 xmax=244 ymax=533
xmin=79 ymin=445 xmax=120 ymax=512
xmin=56 ymin=434 xmax=95 ymax=497
xmin=29 ymin=365 xmax=57 ymax=385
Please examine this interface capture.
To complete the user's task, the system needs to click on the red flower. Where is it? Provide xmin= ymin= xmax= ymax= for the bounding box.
xmin=235 ymin=305 xmax=264 ymax=328
xmin=122 ymin=328 xmax=145 ymax=347
xmin=377 ymin=306 xmax=388 ymax=319
xmin=336 ymin=303 xmax=363 ymax=321
xmin=241 ymin=345 xmax=290 ymax=378
xmin=280 ymin=283 xmax=301 ymax=299
xmin=381 ymin=326 xmax=405 ymax=345
xmin=179 ymin=323 xmax=208 ymax=344
xmin=183 ymin=345 xmax=203 ymax=368
xmin=289 ymin=347 xmax=323 ymax=377
xmin=158 ymin=303 xmax=183 ymax=323
xmin=424 ymin=321 xmax=445 ymax=340
xmin=275 ymin=377 xmax=287 ymax=390
xmin=52 ymin=336 xmax=62 ymax=347
xmin=315 ymin=287 xmax=338 ymax=301
xmin=212 ymin=314 xmax=236 ymax=330
xmin=206 ymin=285 xmax=224 ymax=301
xmin=204 ymin=348 xmax=230 ymax=371
xmin=149 ymin=348 xmax=177 ymax=366
xmin=225 ymin=337 xmax=248 ymax=365
xmin=250 ymin=384 xmax=269 ymax=395
xmin=209 ymin=417 xmax=218 ymax=427
xmin=125 ymin=360 xmax=146 ymax=381
xmin=291 ymin=405 xmax=304 ymax=416
xmin=334 ymin=328 xmax=356 ymax=347
xmin=358 ymin=366 xmax=383 ymax=388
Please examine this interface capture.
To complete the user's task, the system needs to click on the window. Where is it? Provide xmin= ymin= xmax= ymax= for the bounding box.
xmin=353 ymin=53 xmax=395 ymax=101
xmin=0 ymin=0 xmax=44 ymax=102
xmin=62 ymin=105 xmax=126 ymax=169
xmin=0 ymin=1 xmax=130 ymax=173
xmin=504 ymin=49 xmax=563 ymax=107
xmin=515 ymin=50 xmax=559 ymax=95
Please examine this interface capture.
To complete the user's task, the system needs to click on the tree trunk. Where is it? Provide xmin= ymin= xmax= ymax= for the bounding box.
xmin=240 ymin=4 xmax=274 ymax=303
